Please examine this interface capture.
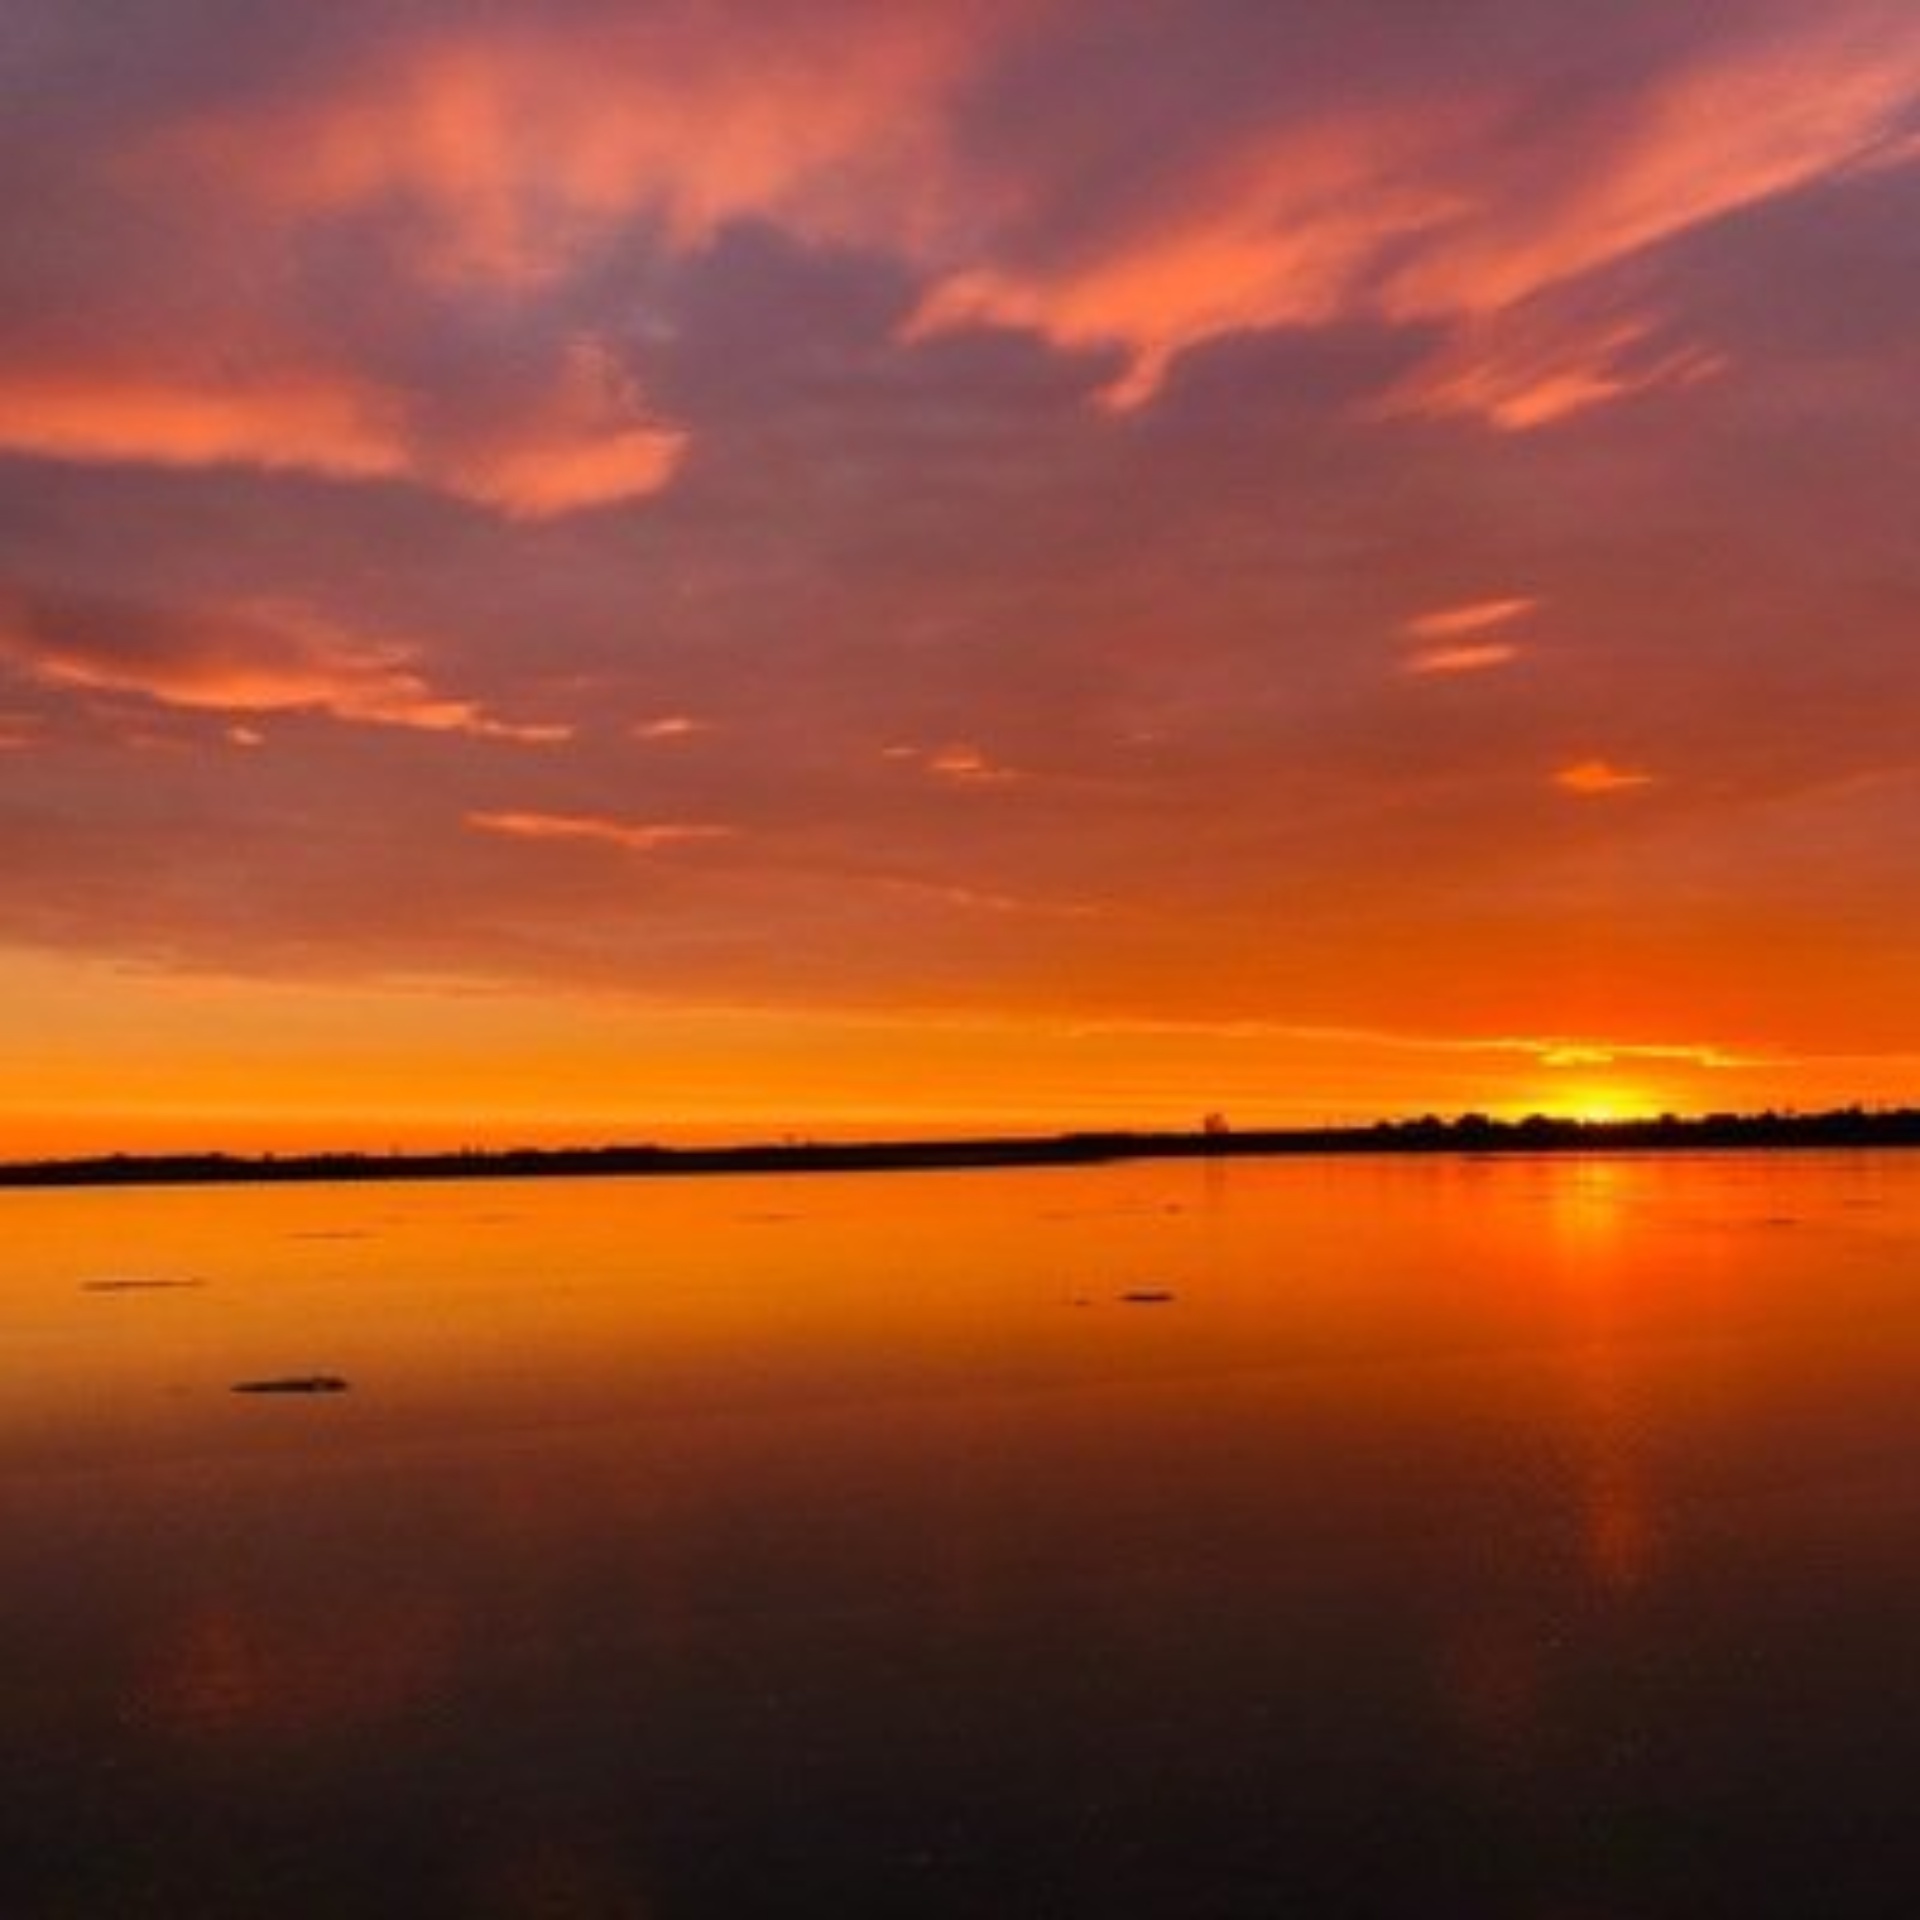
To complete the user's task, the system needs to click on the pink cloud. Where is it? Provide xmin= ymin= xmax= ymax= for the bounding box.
xmin=909 ymin=105 xmax=1471 ymax=408
xmin=0 ymin=347 xmax=683 ymax=519
xmin=1382 ymin=309 xmax=1728 ymax=431
xmin=1383 ymin=7 xmax=1920 ymax=321
xmin=0 ymin=594 xmax=567 ymax=741
xmin=911 ymin=5 xmax=1919 ymax=417
xmin=159 ymin=6 xmax=1009 ymax=283
xmin=0 ymin=367 xmax=410 ymax=484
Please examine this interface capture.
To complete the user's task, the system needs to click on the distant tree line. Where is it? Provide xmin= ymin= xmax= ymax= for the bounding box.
xmin=2 ymin=1105 xmax=1917 ymax=1190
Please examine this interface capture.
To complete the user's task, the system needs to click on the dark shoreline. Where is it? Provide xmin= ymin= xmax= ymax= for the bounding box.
xmin=4 ymin=1107 xmax=1917 ymax=1191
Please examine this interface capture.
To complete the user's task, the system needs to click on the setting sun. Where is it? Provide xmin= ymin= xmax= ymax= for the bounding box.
xmin=1532 ymin=1084 xmax=1664 ymax=1126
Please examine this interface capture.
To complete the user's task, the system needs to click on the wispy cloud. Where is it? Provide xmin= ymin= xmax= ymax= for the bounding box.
xmin=882 ymin=742 xmax=1022 ymax=785
xmin=0 ymin=593 xmax=567 ymax=741
xmin=0 ymin=345 xmax=684 ymax=519
xmin=1384 ymin=310 xmax=1727 ymax=431
xmin=632 ymin=715 xmax=709 ymax=742
xmin=465 ymin=810 xmax=733 ymax=854
xmin=1404 ymin=598 xmax=1538 ymax=641
xmin=1404 ymin=643 xmax=1521 ymax=677
xmin=924 ymin=744 xmax=1020 ymax=784
xmin=913 ymin=5 xmax=1919 ymax=417
xmin=1062 ymin=1014 xmax=1767 ymax=1073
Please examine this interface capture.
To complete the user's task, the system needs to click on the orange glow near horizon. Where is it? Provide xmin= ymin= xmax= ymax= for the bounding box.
xmin=0 ymin=950 xmax=1911 ymax=1160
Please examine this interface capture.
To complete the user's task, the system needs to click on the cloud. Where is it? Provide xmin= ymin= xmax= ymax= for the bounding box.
xmin=156 ymin=4 xmax=1002 ymax=281
xmin=1380 ymin=4 xmax=1920 ymax=321
xmin=1065 ymin=1013 xmax=1766 ymax=1074
xmin=908 ymin=103 xmax=1469 ymax=408
xmin=1382 ymin=306 xmax=1728 ymax=430
xmin=465 ymin=810 xmax=733 ymax=854
xmin=0 ymin=591 xmax=566 ymax=740
xmin=1404 ymin=598 xmax=1538 ymax=641
xmin=0 ymin=343 xmax=683 ymax=519
xmin=0 ymin=367 xmax=410 ymax=483
xmin=4 ymin=0 xmax=1909 ymax=551
xmin=632 ymin=715 xmax=708 ymax=742
xmin=1404 ymin=643 xmax=1521 ymax=677
xmin=1555 ymin=759 xmax=1657 ymax=796
xmin=887 ymin=743 xmax=1023 ymax=785
xmin=911 ymin=3 xmax=1920 ymax=417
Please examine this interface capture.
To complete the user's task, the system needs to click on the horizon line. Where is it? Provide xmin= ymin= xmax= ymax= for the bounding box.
xmin=4 ymin=1104 xmax=1918 ymax=1191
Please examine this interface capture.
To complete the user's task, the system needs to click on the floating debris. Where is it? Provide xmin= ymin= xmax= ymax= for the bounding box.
xmin=231 ymin=1375 xmax=350 ymax=1395
xmin=1120 ymin=1288 xmax=1178 ymax=1305
xmin=82 ymin=1277 xmax=204 ymax=1293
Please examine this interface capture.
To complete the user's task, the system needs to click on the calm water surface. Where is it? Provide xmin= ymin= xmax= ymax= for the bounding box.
xmin=4 ymin=1152 xmax=1920 ymax=1917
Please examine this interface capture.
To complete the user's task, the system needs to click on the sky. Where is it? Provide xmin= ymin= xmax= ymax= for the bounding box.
xmin=1 ymin=0 xmax=1917 ymax=1152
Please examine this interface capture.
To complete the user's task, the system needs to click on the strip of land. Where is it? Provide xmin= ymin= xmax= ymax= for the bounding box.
xmin=2 ymin=1108 xmax=1916 ymax=1190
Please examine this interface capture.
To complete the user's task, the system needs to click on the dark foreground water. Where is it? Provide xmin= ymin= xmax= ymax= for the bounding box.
xmin=4 ymin=1152 xmax=1920 ymax=1917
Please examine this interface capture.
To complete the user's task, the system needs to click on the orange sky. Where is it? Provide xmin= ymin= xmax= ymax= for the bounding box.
xmin=1 ymin=0 xmax=1917 ymax=1153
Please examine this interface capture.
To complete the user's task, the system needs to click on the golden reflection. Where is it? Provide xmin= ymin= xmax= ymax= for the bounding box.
xmin=1540 ymin=1159 xmax=1659 ymax=1595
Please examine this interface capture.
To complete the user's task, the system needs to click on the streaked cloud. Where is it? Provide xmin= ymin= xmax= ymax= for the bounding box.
xmin=1383 ymin=308 xmax=1728 ymax=430
xmin=0 ymin=368 xmax=409 ymax=486
xmin=0 ymin=345 xmax=683 ymax=518
xmin=909 ymin=105 xmax=1468 ymax=408
xmin=1065 ymin=1014 xmax=1767 ymax=1075
xmin=1404 ymin=598 xmax=1539 ymax=642
xmin=465 ymin=811 xmax=733 ymax=854
xmin=1404 ymin=643 xmax=1521 ymax=677
xmin=0 ymin=592 xmax=567 ymax=740
xmin=912 ymin=3 xmax=1920 ymax=413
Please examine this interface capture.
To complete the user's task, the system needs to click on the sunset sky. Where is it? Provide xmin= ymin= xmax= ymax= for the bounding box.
xmin=2 ymin=0 xmax=1917 ymax=1152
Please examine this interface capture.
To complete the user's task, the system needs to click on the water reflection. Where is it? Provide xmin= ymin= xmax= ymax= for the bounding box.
xmin=1542 ymin=1159 xmax=1663 ymax=1593
xmin=2 ymin=1154 xmax=1919 ymax=1915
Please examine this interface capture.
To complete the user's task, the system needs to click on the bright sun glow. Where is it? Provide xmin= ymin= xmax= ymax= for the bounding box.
xmin=1538 ymin=1084 xmax=1658 ymax=1124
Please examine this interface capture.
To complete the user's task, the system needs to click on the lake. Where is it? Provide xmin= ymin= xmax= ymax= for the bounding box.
xmin=4 ymin=1151 xmax=1920 ymax=1916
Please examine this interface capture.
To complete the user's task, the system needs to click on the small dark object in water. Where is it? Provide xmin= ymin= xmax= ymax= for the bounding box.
xmin=83 ymin=1277 xmax=204 ymax=1292
xmin=232 ymin=1375 xmax=350 ymax=1395
xmin=1120 ymin=1288 xmax=1177 ymax=1305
